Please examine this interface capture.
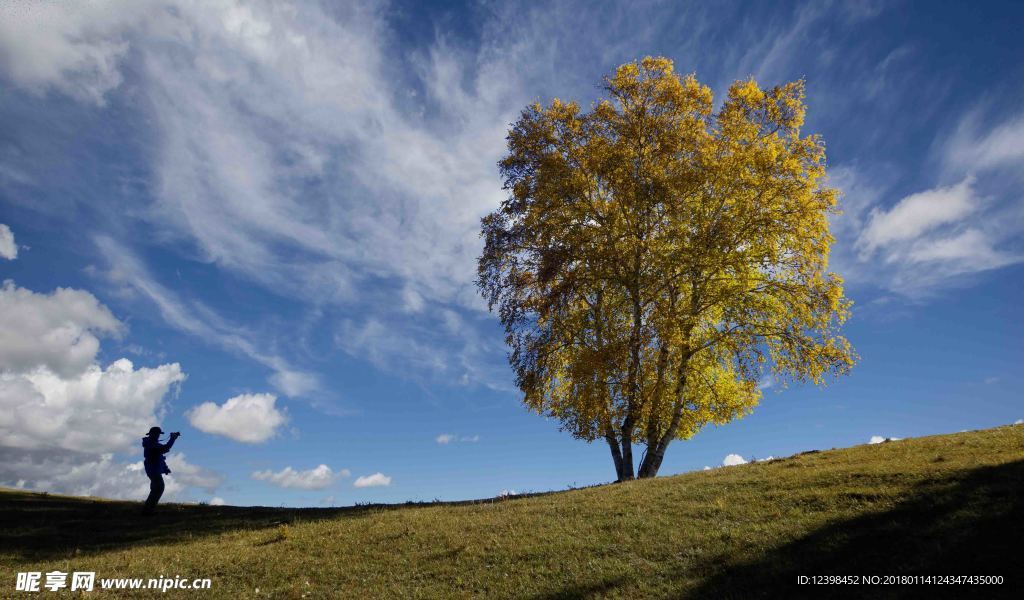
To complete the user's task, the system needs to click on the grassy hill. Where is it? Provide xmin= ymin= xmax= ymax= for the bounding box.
xmin=2 ymin=425 xmax=1022 ymax=598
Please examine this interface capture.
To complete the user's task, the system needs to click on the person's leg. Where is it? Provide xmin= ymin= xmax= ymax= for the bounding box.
xmin=144 ymin=474 xmax=165 ymax=513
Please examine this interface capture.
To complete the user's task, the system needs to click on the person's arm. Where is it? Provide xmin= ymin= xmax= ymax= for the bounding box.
xmin=160 ymin=433 xmax=180 ymax=453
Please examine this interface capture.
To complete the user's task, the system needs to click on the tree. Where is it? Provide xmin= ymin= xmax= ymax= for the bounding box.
xmin=478 ymin=57 xmax=855 ymax=481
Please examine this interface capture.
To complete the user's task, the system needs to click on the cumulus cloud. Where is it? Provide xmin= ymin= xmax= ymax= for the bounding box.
xmin=1014 ymin=419 xmax=1022 ymax=425
xmin=0 ymin=448 xmax=219 ymax=501
xmin=498 ymin=489 xmax=517 ymax=497
xmin=353 ymin=472 xmax=391 ymax=488
xmin=0 ymin=224 xmax=16 ymax=259
xmin=187 ymin=393 xmax=287 ymax=443
xmin=0 ymin=282 xmax=186 ymax=454
xmin=869 ymin=435 xmax=902 ymax=444
xmin=0 ymin=280 xmax=123 ymax=377
xmin=164 ymin=453 xmax=224 ymax=493
xmin=209 ymin=496 xmax=226 ymax=506
xmin=252 ymin=464 xmax=346 ymax=490
xmin=0 ymin=279 xmax=221 ymax=501
xmin=435 ymin=433 xmax=455 ymax=445
xmin=722 ymin=454 xmax=747 ymax=467
xmin=0 ymin=358 xmax=185 ymax=453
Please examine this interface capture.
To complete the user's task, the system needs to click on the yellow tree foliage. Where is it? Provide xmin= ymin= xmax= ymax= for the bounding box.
xmin=478 ymin=57 xmax=855 ymax=481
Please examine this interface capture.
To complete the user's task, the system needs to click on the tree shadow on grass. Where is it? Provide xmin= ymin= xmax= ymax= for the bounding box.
xmin=529 ymin=576 xmax=629 ymax=600
xmin=687 ymin=459 xmax=1024 ymax=599
xmin=0 ymin=487 xmax=567 ymax=563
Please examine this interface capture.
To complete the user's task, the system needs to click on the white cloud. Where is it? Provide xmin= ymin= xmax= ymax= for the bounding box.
xmin=209 ymin=496 xmax=226 ymax=506
xmin=0 ymin=280 xmax=123 ymax=377
xmin=0 ymin=224 xmax=16 ymax=259
xmin=722 ymin=454 xmax=747 ymax=467
xmin=838 ymin=168 xmax=1022 ymax=297
xmin=0 ymin=282 xmax=185 ymax=454
xmin=498 ymin=489 xmax=517 ymax=497
xmin=268 ymin=370 xmax=319 ymax=398
xmin=0 ymin=1 xmax=147 ymax=105
xmin=756 ymin=456 xmax=776 ymax=462
xmin=187 ymin=393 xmax=287 ymax=443
xmin=0 ymin=279 xmax=223 ymax=501
xmin=353 ymin=472 xmax=391 ymax=488
xmin=165 ymin=452 xmax=224 ymax=492
xmin=3 ymin=0 xmax=526 ymax=390
xmin=436 ymin=433 xmax=479 ymax=445
xmin=0 ymin=449 xmax=219 ymax=501
xmin=947 ymin=112 xmax=1024 ymax=172
xmin=252 ymin=464 xmax=345 ymax=490
xmin=869 ymin=435 xmax=902 ymax=444
xmin=96 ymin=236 xmax=319 ymax=398
xmin=857 ymin=178 xmax=976 ymax=256
xmin=0 ymin=0 xmax=898 ymax=393
xmin=401 ymin=287 xmax=425 ymax=313
xmin=1014 ymin=419 xmax=1022 ymax=425
xmin=904 ymin=228 xmax=1014 ymax=268
xmin=703 ymin=466 xmax=712 ymax=471
xmin=336 ymin=318 xmax=448 ymax=377
xmin=0 ymin=358 xmax=185 ymax=453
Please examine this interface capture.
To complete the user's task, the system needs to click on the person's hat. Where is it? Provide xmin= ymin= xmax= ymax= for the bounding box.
xmin=147 ymin=426 xmax=163 ymax=436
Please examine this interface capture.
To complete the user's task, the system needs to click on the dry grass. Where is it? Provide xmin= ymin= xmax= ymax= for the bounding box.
xmin=2 ymin=425 xmax=1022 ymax=598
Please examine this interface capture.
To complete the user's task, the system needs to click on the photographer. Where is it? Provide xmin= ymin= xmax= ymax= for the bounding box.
xmin=142 ymin=427 xmax=180 ymax=515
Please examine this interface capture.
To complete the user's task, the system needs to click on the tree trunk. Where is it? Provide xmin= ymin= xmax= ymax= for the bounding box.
xmin=605 ymin=429 xmax=624 ymax=482
xmin=619 ymin=420 xmax=635 ymax=480
xmin=637 ymin=440 xmax=670 ymax=478
xmin=637 ymin=368 xmax=688 ymax=478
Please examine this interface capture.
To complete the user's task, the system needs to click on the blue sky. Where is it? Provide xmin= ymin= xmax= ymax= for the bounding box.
xmin=0 ymin=0 xmax=1022 ymax=507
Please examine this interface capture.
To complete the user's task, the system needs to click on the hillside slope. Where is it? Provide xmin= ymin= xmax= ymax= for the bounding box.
xmin=2 ymin=425 xmax=1022 ymax=598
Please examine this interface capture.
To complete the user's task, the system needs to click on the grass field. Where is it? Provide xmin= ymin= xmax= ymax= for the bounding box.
xmin=2 ymin=425 xmax=1022 ymax=598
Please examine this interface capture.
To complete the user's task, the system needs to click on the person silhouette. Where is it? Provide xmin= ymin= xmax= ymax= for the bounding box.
xmin=142 ymin=426 xmax=180 ymax=515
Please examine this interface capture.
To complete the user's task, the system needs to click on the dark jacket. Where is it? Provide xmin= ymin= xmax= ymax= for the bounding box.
xmin=142 ymin=436 xmax=176 ymax=478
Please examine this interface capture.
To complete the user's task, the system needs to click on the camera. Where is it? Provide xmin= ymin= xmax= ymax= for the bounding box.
xmin=171 ymin=431 xmax=181 ymax=437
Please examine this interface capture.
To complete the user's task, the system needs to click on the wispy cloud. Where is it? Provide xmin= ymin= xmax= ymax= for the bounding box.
xmin=435 ymin=433 xmax=479 ymax=445
xmin=95 ymin=235 xmax=320 ymax=398
xmin=832 ymin=113 xmax=1024 ymax=299
xmin=252 ymin=464 xmax=346 ymax=490
xmin=1 ymin=0 xmax=1017 ymax=395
